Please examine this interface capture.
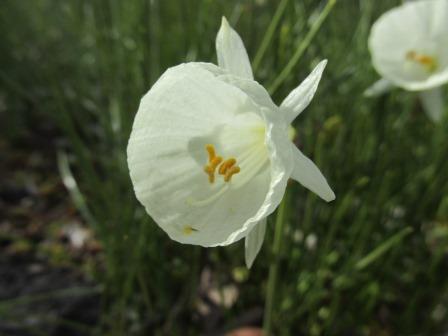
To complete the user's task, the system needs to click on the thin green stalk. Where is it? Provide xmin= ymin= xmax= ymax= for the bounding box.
xmin=149 ymin=0 xmax=161 ymax=84
xmin=263 ymin=195 xmax=289 ymax=335
xmin=252 ymin=0 xmax=289 ymax=72
xmin=268 ymin=0 xmax=337 ymax=94
xmin=354 ymin=227 xmax=413 ymax=271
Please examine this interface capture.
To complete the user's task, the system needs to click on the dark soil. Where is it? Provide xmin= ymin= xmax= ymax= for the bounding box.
xmin=0 ymin=116 xmax=100 ymax=336
xmin=0 ymin=255 xmax=100 ymax=336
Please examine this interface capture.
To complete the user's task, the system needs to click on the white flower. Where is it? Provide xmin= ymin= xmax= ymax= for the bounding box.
xmin=127 ymin=17 xmax=335 ymax=268
xmin=366 ymin=0 xmax=448 ymax=122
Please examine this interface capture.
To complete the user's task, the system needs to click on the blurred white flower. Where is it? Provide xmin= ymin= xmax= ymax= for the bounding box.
xmin=305 ymin=233 xmax=318 ymax=251
xmin=293 ymin=229 xmax=304 ymax=243
xmin=127 ymin=17 xmax=335 ymax=268
xmin=365 ymin=0 xmax=448 ymax=122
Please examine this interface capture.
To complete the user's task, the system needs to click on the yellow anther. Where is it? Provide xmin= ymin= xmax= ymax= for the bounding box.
xmin=218 ymin=158 xmax=237 ymax=175
xmin=183 ymin=225 xmax=197 ymax=235
xmin=203 ymin=145 xmax=241 ymax=183
xmin=406 ymin=51 xmax=437 ymax=72
xmin=205 ymin=144 xmax=216 ymax=161
xmin=211 ymin=156 xmax=223 ymax=168
xmin=204 ymin=155 xmax=222 ymax=184
xmin=224 ymin=166 xmax=241 ymax=182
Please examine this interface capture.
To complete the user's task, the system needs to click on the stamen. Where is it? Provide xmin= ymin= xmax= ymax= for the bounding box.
xmin=224 ymin=166 xmax=241 ymax=182
xmin=211 ymin=156 xmax=223 ymax=168
xmin=218 ymin=158 xmax=236 ymax=175
xmin=406 ymin=51 xmax=437 ymax=72
xmin=203 ymin=145 xmax=241 ymax=183
xmin=190 ymin=142 xmax=266 ymax=207
xmin=183 ymin=225 xmax=198 ymax=235
xmin=204 ymin=155 xmax=222 ymax=183
xmin=205 ymin=144 xmax=216 ymax=160
xmin=204 ymin=166 xmax=215 ymax=183
xmin=186 ymin=185 xmax=229 ymax=207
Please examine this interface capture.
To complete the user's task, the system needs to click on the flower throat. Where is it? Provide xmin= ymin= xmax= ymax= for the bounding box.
xmin=406 ymin=51 xmax=438 ymax=73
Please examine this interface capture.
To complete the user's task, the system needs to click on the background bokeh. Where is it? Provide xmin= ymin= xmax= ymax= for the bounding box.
xmin=1 ymin=0 xmax=448 ymax=335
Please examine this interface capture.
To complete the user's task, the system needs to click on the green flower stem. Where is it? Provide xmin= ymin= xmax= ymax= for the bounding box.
xmin=252 ymin=0 xmax=289 ymax=72
xmin=263 ymin=193 xmax=289 ymax=335
xmin=268 ymin=0 xmax=337 ymax=95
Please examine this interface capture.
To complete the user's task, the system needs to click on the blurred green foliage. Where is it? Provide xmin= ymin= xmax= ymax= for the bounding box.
xmin=1 ymin=0 xmax=448 ymax=335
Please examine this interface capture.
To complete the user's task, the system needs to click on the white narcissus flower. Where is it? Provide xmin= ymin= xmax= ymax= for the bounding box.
xmin=127 ymin=17 xmax=335 ymax=268
xmin=366 ymin=0 xmax=448 ymax=122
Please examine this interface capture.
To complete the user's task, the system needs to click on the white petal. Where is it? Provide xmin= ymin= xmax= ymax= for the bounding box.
xmin=280 ymin=60 xmax=327 ymax=124
xmin=127 ymin=62 xmax=292 ymax=247
xmin=364 ymin=78 xmax=395 ymax=97
xmin=290 ymin=145 xmax=335 ymax=202
xmin=216 ymin=17 xmax=253 ymax=80
xmin=244 ymin=218 xmax=267 ymax=269
xmin=368 ymin=0 xmax=448 ymax=91
xmin=216 ymin=74 xmax=278 ymax=113
xmin=419 ymin=87 xmax=444 ymax=122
